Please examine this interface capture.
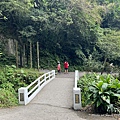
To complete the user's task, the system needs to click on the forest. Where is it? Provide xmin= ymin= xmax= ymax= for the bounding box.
xmin=0 ymin=0 xmax=120 ymax=72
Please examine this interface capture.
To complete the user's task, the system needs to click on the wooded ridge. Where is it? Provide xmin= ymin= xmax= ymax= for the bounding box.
xmin=0 ymin=0 xmax=120 ymax=71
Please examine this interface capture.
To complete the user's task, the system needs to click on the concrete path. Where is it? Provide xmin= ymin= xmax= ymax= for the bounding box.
xmin=0 ymin=72 xmax=86 ymax=120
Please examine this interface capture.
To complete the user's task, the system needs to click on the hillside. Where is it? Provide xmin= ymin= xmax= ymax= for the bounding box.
xmin=0 ymin=0 xmax=120 ymax=71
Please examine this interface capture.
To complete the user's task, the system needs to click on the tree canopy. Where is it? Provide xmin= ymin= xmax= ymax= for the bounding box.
xmin=0 ymin=0 xmax=120 ymax=71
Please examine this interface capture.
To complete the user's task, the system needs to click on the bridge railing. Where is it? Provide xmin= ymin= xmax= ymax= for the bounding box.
xmin=73 ymin=70 xmax=81 ymax=110
xmin=18 ymin=70 xmax=55 ymax=105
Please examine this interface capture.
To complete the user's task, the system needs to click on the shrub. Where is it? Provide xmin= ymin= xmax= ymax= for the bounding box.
xmin=77 ymin=73 xmax=98 ymax=107
xmin=78 ymin=73 xmax=120 ymax=114
xmin=0 ymin=65 xmax=43 ymax=107
xmin=0 ymin=89 xmax=18 ymax=107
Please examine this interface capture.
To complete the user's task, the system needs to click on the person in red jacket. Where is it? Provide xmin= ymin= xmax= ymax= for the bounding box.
xmin=64 ymin=61 xmax=69 ymax=73
xmin=57 ymin=61 xmax=61 ymax=73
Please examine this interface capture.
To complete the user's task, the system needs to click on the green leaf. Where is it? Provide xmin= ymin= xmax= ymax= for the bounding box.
xmin=101 ymin=95 xmax=110 ymax=104
xmin=113 ymin=93 xmax=120 ymax=98
xmin=102 ymin=83 xmax=108 ymax=91
xmin=96 ymin=99 xmax=102 ymax=107
xmin=89 ymin=86 xmax=96 ymax=92
xmin=104 ymin=92 xmax=110 ymax=95
xmin=98 ymin=91 xmax=102 ymax=95
xmin=97 ymin=81 xmax=103 ymax=88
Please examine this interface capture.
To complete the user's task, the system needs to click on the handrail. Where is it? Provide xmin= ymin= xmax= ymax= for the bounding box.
xmin=18 ymin=70 xmax=55 ymax=105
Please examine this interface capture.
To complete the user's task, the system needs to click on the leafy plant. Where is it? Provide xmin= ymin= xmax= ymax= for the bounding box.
xmin=0 ymin=88 xmax=18 ymax=107
xmin=0 ymin=65 xmax=43 ymax=107
xmin=78 ymin=73 xmax=120 ymax=114
xmin=77 ymin=73 xmax=98 ymax=106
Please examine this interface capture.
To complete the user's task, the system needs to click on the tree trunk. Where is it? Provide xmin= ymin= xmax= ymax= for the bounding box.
xmin=37 ymin=41 xmax=40 ymax=70
xmin=32 ymin=43 xmax=35 ymax=68
xmin=26 ymin=41 xmax=29 ymax=67
xmin=19 ymin=46 xmax=22 ymax=67
xmin=23 ymin=44 xmax=26 ymax=67
xmin=7 ymin=39 xmax=15 ymax=55
xmin=30 ymin=41 xmax=32 ymax=68
xmin=15 ymin=40 xmax=18 ymax=68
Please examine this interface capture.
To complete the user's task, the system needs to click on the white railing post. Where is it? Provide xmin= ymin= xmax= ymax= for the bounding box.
xmin=73 ymin=87 xmax=81 ymax=110
xmin=52 ymin=70 xmax=55 ymax=79
xmin=38 ymin=78 xmax=40 ymax=88
xmin=48 ymin=70 xmax=55 ymax=80
xmin=49 ymin=72 xmax=51 ymax=80
xmin=73 ymin=70 xmax=81 ymax=110
xmin=44 ymin=73 xmax=46 ymax=82
xmin=18 ymin=87 xmax=28 ymax=105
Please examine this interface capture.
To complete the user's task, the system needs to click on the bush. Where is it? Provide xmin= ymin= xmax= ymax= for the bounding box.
xmin=0 ymin=89 xmax=18 ymax=107
xmin=0 ymin=54 xmax=16 ymax=66
xmin=78 ymin=73 xmax=120 ymax=114
xmin=77 ymin=73 xmax=98 ymax=107
xmin=0 ymin=65 xmax=43 ymax=107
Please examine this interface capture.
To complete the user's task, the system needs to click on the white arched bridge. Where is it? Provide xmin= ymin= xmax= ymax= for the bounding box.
xmin=0 ymin=70 xmax=87 ymax=120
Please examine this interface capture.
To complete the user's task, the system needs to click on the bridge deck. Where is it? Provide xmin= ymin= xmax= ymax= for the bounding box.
xmin=31 ymin=72 xmax=75 ymax=108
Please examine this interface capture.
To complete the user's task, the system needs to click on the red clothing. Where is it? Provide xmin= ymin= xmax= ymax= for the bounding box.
xmin=64 ymin=61 xmax=69 ymax=68
xmin=57 ymin=64 xmax=61 ymax=70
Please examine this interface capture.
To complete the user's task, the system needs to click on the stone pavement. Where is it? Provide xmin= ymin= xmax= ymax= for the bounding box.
xmin=0 ymin=72 xmax=86 ymax=120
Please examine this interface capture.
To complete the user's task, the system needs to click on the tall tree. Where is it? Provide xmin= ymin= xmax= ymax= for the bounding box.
xmin=37 ymin=41 xmax=40 ymax=70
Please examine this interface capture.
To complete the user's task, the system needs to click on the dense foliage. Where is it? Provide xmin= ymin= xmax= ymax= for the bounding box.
xmin=0 ymin=0 xmax=120 ymax=71
xmin=0 ymin=65 xmax=42 ymax=107
xmin=78 ymin=73 xmax=120 ymax=114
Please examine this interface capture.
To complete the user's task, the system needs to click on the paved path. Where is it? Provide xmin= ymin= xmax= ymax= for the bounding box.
xmin=0 ymin=72 xmax=87 ymax=120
